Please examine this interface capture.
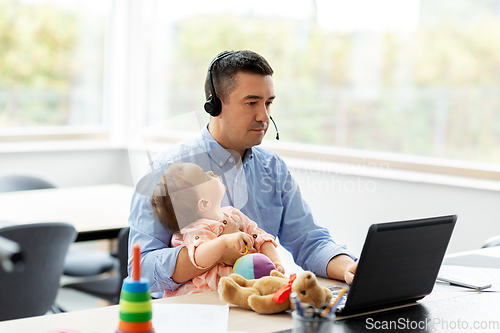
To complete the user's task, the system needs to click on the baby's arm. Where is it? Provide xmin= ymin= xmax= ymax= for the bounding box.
xmin=228 ymin=207 xmax=285 ymax=273
xmin=260 ymin=241 xmax=285 ymax=274
xmin=194 ymin=232 xmax=254 ymax=268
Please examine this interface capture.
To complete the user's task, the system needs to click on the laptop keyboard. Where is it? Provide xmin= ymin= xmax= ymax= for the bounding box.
xmin=327 ymin=285 xmax=349 ymax=313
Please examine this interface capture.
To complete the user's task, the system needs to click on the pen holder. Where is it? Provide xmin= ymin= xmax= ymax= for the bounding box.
xmin=292 ymin=310 xmax=335 ymax=333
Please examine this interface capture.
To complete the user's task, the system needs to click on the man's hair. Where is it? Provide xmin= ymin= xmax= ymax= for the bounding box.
xmin=204 ymin=50 xmax=274 ymax=103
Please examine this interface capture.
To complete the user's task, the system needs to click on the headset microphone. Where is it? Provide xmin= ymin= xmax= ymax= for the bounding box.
xmin=270 ymin=116 xmax=279 ymax=140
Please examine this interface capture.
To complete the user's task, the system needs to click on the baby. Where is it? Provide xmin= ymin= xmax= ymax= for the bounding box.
xmin=150 ymin=162 xmax=284 ymax=296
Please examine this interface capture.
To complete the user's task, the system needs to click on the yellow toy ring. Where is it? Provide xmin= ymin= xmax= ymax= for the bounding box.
xmin=240 ymin=245 xmax=248 ymax=255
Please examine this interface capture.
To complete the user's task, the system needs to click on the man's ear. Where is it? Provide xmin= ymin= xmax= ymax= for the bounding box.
xmin=197 ymin=198 xmax=212 ymax=212
xmin=217 ymin=98 xmax=227 ymax=117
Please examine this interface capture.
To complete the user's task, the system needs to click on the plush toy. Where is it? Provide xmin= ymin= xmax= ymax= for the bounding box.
xmin=233 ymin=253 xmax=276 ymax=280
xmin=218 ymin=270 xmax=332 ymax=315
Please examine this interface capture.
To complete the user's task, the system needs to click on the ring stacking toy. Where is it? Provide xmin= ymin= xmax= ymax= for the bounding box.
xmin=116 ymin=244 xmax=154 ymax=333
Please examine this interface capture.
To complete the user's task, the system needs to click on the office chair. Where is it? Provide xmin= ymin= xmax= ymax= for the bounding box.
xmin=482 ymin=235 xmax=500 ymax=248
xmin=0 ymin=173 xmax=116 ymax=279
xmin=63 ymin=248 xmax=117 ymax=277
xmin=62 ymin=227 xmax=130 ymax=305
xmin=0 ymin=222 xmax=77 ymax=321
xmin=0 ymin=174 xmax=56 ymax=193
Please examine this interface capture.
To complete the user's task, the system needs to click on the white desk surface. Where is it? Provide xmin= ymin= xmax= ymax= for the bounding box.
xmin=443 ymin=246 xmax=500 ymax=268
xmin=0 ymin=282 xmax=316 ymax=333
xmin=0 ymin=275 xmax=474 ymax=333
xmin=0 ymin=184 xmax=134 ymax=233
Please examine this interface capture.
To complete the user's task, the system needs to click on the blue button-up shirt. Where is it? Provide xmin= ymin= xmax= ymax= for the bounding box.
xmin=128 ymin=125 xmax=354 ymax=298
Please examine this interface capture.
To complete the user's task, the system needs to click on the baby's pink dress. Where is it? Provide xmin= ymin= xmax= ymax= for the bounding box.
xmin=164 ymin=206 xmax=276 ymax=297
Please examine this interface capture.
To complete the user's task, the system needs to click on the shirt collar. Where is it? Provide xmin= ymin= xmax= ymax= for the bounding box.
xmin=242 ymin=148 xmax=254 ymax=165
xmin=201 ymin=124 xmax=254 ymax=167
xmin=201 ymin=124 xmax=232 ymax=167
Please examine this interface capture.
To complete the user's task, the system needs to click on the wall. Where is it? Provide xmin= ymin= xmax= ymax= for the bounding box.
xmin=1 ymin=146 xmax=499 ymax=259
xmin=0 ymin=145 xmax=133 ymax=188
xmin=286 ymin=158 xmax=500 ymax=257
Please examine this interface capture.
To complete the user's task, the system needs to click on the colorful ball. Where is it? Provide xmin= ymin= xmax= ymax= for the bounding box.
xmin=233 ymin=253 xmax=276 ymax=279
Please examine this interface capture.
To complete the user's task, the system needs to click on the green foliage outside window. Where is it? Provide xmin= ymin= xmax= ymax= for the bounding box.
xmin=0 ymin=0 xmax=104 ymax=128
xmin=168 ymin=1 xmax=500 ymax=164
xmin=1 ymin=0 xmax=499 ymax=165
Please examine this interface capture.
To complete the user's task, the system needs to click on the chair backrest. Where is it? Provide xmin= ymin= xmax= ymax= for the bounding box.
xmin=103 ymin=227 xmax=130 ymax=304
xmin=0 ymin=222 xmax=76 ymax=321
xmin=118 ymin=227 xmax=131 ymax=282
xmin=482 ymin=235 xmax=500 ymax=248
xmin=110 ymin=226 xmax=130 ymax=304
xmin=0 ymin=174 xmax=56 ymax=193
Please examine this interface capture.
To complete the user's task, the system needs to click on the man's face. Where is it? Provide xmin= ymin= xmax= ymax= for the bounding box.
xmin=210 ymin=72 xmax=275 ymax=157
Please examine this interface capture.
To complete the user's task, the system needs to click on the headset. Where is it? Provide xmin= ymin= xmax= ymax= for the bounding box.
xmin=204 ymin=51 xmax=233 ymax=117
xmin=204 ymin=51 xmax=280 ymax=140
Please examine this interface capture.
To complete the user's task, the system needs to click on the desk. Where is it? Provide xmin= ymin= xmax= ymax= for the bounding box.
xmin=0 ymin=277 xmax=497 ymax=333
xmin=0 ymin=184 xmax=134 ymax=241
xmin=443 ymin=246 xmax=500 ymax=268
xmin=0 ymin=289 xmax=292 ymax=333
xmin=304 ymin=292 xmax=500 ymax=333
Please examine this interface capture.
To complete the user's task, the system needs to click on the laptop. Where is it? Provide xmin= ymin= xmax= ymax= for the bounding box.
xmin=330 ymin=214 xmax=457 ymax=316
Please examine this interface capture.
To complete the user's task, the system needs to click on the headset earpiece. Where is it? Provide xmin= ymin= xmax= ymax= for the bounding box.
xmin=204 ymin=95 xmax=222 ymax=117
xmin=203 ymin=96 xmax=213 ymax=115
xmin=205 ymin=51 xmax=234 ymax=117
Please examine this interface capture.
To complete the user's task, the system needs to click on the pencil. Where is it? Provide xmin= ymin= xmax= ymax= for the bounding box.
xmin=330 ymin=287 xmax=347 ymax=313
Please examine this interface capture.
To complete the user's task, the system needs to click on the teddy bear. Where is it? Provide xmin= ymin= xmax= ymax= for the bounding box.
xmin=218 ymin=270 xmax=332 ymax=314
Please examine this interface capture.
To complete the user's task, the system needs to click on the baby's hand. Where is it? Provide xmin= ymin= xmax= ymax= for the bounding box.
xmin=273 ymin=262 xmax=285 ymax=274
xmin=221 ymin=222 xmax=239 ymax=235
xmin=222 ymin=232 xmax=254 ymax=254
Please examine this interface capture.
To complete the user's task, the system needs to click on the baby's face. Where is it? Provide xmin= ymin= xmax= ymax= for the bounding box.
xmin=181 ymin=163 xmax=208 ymax=186
xmin=201 ymin=170 xmax=226 ymax=201
xmin=182 ymin=164 xmax=226 ymax=200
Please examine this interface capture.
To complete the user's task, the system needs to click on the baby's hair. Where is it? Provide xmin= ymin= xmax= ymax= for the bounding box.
xmin=150 ymin=163 xmax=203 ymax=233
xmin=150 ymin=171 xmax=179 ymax=233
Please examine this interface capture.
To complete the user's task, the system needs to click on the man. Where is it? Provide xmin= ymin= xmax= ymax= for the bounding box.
xmin=128 ymin=50 xmax=357 ymax=298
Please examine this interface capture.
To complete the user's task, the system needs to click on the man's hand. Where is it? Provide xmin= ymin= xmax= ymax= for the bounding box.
xmin=344 ymin=260 xmax=358 ymax=285
xmin=218 ymin=247 xmax=242 ymax=266
xmin=326 ymin=254 xmax=358 ymax=284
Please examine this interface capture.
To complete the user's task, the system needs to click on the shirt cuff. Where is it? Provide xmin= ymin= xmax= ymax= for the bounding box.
xmin=310 ymin=243 xmax=357 ymax=278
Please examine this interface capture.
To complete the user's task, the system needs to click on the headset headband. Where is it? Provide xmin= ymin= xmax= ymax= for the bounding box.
xmin=204 ymin=51 xmax=235 ymax=117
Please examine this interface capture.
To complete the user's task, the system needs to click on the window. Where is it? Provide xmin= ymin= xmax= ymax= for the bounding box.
xmin=3 ymin=0 xmax=500 ymax=176
xmin=139 ymin=0 xmax=500 ymax=167
xmin=0 ymin=0 xmax=111 ymax=133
